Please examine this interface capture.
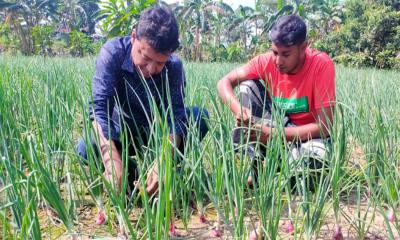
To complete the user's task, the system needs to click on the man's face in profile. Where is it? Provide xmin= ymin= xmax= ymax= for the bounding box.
xmin=131 ymin=32 xmax=171 ymax=78
xmin=271 ymin=42 xmax=307 ymax=74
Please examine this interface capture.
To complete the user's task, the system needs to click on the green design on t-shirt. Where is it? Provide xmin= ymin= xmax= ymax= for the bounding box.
xmin=272 ymin=96 xmax=309 ymax=113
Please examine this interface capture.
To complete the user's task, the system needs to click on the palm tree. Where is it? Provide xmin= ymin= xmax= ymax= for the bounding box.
xmin=0 ymin=0 xmax=60 ymax=55
xmin=174 ymin=0 xmax=233 ymax=61
xmin=58 ymin=0 xmax=100 ymax=34
xmin=226 ymin=1 xmax=295 ymax=58
xmin=226 ymin=6 xmax=259 ymax=52
xmin=96 ymin=0 xmax=156 ymax=38
xmin=304 ymin=0 xmax=343 ymax=37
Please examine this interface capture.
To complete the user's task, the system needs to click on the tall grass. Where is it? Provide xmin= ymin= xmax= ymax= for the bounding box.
xmin=0 ymin=55 xmax=399 ymax=239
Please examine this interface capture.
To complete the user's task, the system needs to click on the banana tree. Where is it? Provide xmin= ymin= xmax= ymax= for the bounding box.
xmin=304 ymin=0 xmax=343 ymax=37
xmin=58 ymin=0 xmax=100 ymax=34
xmin=261 ymin=0 xmax=301 ymax=35
xmin=0 ymin=0 xmax=60 ymax=55
xmin=227 ymin=6 xmax=260 ymax=54
xmin=97 ymin=0 xmax=156 ymax=38
xmin=174 ymin=0 xmax=233 ymax=61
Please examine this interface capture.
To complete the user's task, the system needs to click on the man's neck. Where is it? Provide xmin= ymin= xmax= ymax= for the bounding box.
xmin=288 ymin=54 xmax=306 ymax=75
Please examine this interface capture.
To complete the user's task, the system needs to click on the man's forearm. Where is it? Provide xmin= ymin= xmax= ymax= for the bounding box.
xmin=92 ymin=121 xmax=122 ymax=178
xmin=259 ymin=123 xmax=327 ymax=143
xmin=282 ymin=123 xmax=328 ymax=142
xmin=217 ymin=77 xmax=242 ymax=115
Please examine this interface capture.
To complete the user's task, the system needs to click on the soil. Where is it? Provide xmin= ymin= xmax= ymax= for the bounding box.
xmin=37 ymin=193 xmax=399 ymax=240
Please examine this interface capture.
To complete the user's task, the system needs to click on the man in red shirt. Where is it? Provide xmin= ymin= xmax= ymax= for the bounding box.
xmin=217 ymin=14 xmax=335 ymax=185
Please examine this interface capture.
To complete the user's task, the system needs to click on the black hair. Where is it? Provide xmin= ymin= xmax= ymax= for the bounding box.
xmin=269 ymin=15 xmax=307 ymax=46
xmin=136 ymin=5 xmax=180 ymax=53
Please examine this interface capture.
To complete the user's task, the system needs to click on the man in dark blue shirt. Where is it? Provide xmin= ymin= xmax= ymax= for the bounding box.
xmin=76 ymin=5 xmax=208 ymax=195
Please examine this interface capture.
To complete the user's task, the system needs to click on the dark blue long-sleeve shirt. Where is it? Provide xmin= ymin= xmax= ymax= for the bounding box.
xmin=89 ymin=36 xmax=187 ymax=140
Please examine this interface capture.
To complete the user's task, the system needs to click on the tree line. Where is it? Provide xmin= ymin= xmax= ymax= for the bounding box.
xmin=0 ymin=0 xmax=399 ymax=69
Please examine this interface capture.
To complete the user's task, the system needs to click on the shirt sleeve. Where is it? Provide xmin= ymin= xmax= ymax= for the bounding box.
xmin=241 ymin=54 xmax=270 ymax=80
xmin=89 ymin=42 xmax=120 ymax=140
xmin=313 ymin=57 xmax=336 ymax=109
xmin=165 ymin=58 xmax=187 ymax=136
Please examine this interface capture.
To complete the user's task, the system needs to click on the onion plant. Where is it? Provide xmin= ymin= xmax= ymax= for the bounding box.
xmin=1 ymin=55 xmax=400 ymax=239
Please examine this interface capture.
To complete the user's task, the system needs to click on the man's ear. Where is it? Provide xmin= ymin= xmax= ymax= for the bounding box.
xmin=301 ymin=41 xmax=308 ymax=51
xmin=130 ymin=31 xmax=136 ymax=45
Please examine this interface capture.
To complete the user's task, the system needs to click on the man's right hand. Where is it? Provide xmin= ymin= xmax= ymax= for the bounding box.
xmin=103 ymin=170 xmax=122 ymax=194
xmin=101 ymin=146 xmax=123 ymax=195
xmin=92 ymin=121 xmax=123 ymax=195
xmin=146 ymin=162 xmax=159 ymax=197
xmin=235 ymin=108 xmax=252 ymax=126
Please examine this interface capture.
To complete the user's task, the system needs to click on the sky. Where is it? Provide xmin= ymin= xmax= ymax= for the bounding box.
xmin=164 ymin=0 xmax=255 ymax=10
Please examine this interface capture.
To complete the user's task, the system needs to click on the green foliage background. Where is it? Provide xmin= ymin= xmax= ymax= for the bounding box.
xmin=0 ymin=0 xmax=399 ymax=69
xmin=314 ymin=0 xmax=400 ymax=69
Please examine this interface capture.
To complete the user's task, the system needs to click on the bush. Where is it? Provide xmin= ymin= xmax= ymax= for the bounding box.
xmin=0 ymin=23 xmax=18 ymax=53
xmin=226 ymin=41 xmax=246 ymax=63
xmin=313 ymin=0 xmax=400 ymax=70
xmin=333 ymin=53 xmax=373 ymax=68
xmin=69 ymin=30 xmax=94 ymax=57
xmin=32 ymin=25 xmax=55 ymax=56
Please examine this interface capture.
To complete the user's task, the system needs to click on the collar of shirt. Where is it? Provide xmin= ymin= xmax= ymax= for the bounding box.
xmin=121 ymin=40 xmax=135 ymax=73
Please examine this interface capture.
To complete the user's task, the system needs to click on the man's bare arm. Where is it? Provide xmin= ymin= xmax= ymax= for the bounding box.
xmin=145 ymin=134 xmax=182 ymax=196
xmin=254 ymin=106 xmax=334 ymax=142
xmin=284 ymin=106 xmax=334 ymax=141
xmin=92 ymin=120 xmax=122 ymax=191
xmin=217 ymin=66 xmax=253 ymax=115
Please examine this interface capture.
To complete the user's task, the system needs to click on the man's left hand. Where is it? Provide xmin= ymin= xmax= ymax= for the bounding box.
xmin=146 ymin=162 xmax=159 ymax=196
xmin=247 ymin=124 xmax=270 ymax=143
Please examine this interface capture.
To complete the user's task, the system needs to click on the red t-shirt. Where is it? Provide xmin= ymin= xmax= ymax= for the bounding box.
xmin=242 ymin=48 xmax=336 ymax=126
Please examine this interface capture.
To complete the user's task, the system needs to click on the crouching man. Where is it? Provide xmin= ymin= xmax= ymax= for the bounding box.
xmin=77 ymin=5 xmax=209 ymax=196
xmin=217 ymin=14 xmax=336 ymax=186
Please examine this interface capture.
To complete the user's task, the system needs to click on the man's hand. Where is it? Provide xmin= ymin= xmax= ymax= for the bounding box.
xmin=92 ymin=121 xmax=123 ymax=195
xmin=145 ymin=135 xmax=181 ymax=197
xmin=146 ymin=162 xmax=159 ymax=196
xmin=103 ymin=170 xmax=122 ymax=194
xmin=236 ymin=108 xmax=252 ymax=126
xmin=100 ymin=141 xmax=122 ymax=195
xmin=247 ymin=124 xmax=270 ymax=143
